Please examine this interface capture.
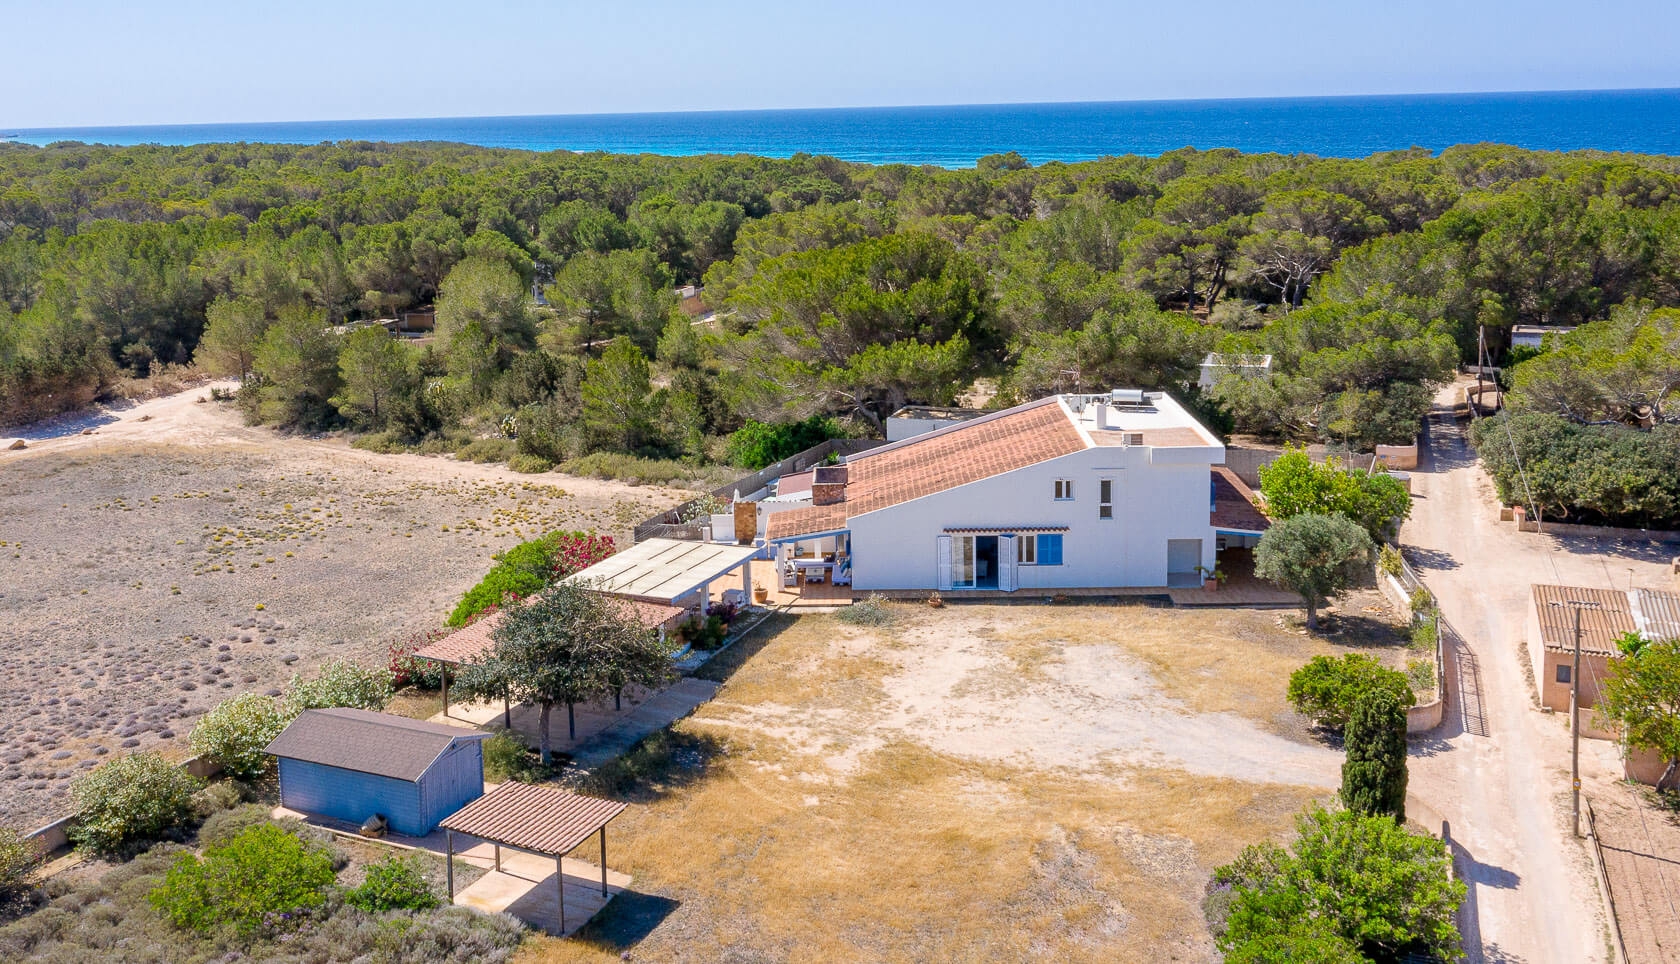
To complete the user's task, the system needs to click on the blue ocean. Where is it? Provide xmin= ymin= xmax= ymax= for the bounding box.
xmin=9 ymin=89 xmax=1680 ymax=167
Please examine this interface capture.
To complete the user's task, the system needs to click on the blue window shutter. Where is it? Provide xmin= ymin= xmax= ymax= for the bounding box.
xmin=1037 ymin=533 xmax=1063 ymax=566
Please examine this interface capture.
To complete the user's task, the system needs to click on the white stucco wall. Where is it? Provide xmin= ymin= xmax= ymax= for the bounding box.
xmin=847 ymin=443 xmax=1220 ymax=592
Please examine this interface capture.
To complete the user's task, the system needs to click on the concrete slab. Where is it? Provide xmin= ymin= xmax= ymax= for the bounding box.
xmin=453 ymin=849 xmax=632 ymax=937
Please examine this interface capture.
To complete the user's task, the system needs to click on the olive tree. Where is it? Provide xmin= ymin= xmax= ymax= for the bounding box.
xmin=1598 ymin=638 xmax=1680 ymax=789
xmin=1254 ymin=512 xmax=1375 ymax=630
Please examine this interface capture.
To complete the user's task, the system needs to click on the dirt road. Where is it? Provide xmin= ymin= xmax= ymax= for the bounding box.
xmin=1401 ymin=382 xmax=1677 ymax=964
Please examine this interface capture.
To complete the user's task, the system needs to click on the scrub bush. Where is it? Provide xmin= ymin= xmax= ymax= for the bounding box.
xmin=70 ymin=753 xmax=203 ymax=857
xmin=1287 ymin=654 xmax=1415 ymax=730
xmin=284 ymin=658 xmax=393 ymax=714
xmin=0 ymin=828 xmax=41 ymax=897
xmin=190 ymin=692 xmax=289 ymax=780
xmin=346 ymin=854 xmax=439 ymax=912
xmin=148 ymin=823 xmax=335 ymax=936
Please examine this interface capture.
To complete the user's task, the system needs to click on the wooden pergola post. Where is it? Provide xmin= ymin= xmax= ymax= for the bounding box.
xmin=600 ymin=826 xmax=608 ymax=896
xmin=440 ymin=664 xmax=450 ymax=719
xmin=445 ymin=829 xmax=455 ymax=900
xmin=556 ymin=854 xmax=566 ymax=934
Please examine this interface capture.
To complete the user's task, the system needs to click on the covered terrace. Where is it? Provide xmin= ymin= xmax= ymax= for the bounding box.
xmin=441 ymin=782 xmax=631 ymax=936
xmin=560 ymin=536 xmax=762 ymax=613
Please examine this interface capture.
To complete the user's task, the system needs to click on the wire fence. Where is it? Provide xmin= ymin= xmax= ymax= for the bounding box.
xmin=1585 ymin=797 xmax=1633 ymax=964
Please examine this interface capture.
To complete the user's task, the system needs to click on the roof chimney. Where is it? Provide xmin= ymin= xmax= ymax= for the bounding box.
xmin=811 ymin=464 xmax=848 ymax=506
xmin=1094 ymin=400 xmax=1109 ymax=430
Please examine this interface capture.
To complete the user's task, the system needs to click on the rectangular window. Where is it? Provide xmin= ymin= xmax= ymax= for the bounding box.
xmin=1099 ymin=479 xmax=1113 ymax=520
xmin=1017 ymin=533 xmax=1037 ymax=565
xmin=1556 ymin=664 xmax=1571 ymax=684
xmin=1054 ymin=479 xmax=1074 ymax=501
xmin=1036 ymin=533 xmax=1064 ymax=566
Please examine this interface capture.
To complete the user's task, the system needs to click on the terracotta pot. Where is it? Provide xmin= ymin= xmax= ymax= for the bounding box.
xmin=753 ymin=585 xmax=769 ymax=604
xmin=1204 ymin=578 xmax=1219 ymax=591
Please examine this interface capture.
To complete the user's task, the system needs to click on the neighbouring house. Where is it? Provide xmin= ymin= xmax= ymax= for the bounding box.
xmin=1527 ymin=584 xmax=1680 ymax=742
xmin=266 ymin=708 xmax=489 ymax=836
xmin=1510 ymin=325 xmax=1576 ymax=350
xmin=884 ymin=405 xmax=987 ymax=442
xmin=398 ymin=307 xmax=436 ymax=333
xmin=763 ymin=390 xmax=1267 ymax=593
xmin=676 ymin=285 xmax=708 ymax=318
xmin=1198 ymin=352 xmax=1273 ymax=389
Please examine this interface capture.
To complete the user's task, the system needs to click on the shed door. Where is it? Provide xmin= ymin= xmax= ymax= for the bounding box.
xmin=997 ymin=535 xmax=1018 ymax=592
xmin=936 ymin=535 xmax=953 ymax=591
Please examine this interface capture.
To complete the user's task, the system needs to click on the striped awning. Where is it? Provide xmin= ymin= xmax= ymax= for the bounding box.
xmin=440 ymin=782 xmax=626 ymax=857
xmin=942 ymin=525 xmax=1069 ymax=534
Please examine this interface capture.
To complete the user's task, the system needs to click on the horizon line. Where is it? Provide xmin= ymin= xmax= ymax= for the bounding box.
xmin=7 ymin=85 xmax=1679 ymax=135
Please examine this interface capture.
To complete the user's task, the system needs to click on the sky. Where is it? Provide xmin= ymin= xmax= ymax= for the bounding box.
xmin=5 ymin=0 xmax=1680 ymax=129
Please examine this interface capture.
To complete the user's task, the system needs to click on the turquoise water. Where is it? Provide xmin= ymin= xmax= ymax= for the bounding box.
xmin=9 ymin=89 xmax=1680 ymax=167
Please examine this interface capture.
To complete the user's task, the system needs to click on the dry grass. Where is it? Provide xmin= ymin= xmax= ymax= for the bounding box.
xmin=510 ymin=602 xmax=1350 ymax=963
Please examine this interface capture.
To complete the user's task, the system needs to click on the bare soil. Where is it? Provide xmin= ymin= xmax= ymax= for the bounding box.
xmin=518 ymin=601 xmax=1413 ymax=963
xmin=0 ymin=384 xmax=687 ymax=829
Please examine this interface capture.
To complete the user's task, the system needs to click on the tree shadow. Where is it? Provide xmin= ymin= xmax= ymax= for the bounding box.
xmin=1446 ymin=821 xmax=1527 ymax=964
xmin=571 ymin=727 xmax=729 ymax=805
xmin=1402 ymin=545 xmax=1462 ymax=572
xmin=691 ymin=611 xmax=797 ymax=685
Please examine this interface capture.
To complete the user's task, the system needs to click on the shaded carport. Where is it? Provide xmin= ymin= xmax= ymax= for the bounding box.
xmin=441 ymin=782 xmax=630 ymax=936
xmin=560 ymin=536 xmax=761 ymax=612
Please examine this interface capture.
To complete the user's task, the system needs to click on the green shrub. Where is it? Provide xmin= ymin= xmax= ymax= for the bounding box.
xmin=350 ymin=430 xmax=412 ymax=454
xmin=1406 ymin=658 xmax=1436 ymax=698
xmin=507 ymin=453 xmax=553 ymax=473
xmin=724 ymin=415 xmax=840 ymax=469
xmin=148 ymin=823 xmax=335 ymax=936
xmin=836 ymin=594 xmax=896 ymax=627
xmin=1286 ymin=654 xmax=1415 ymax=730
xmin=1410 ymin=610 xmax=1439 ymax=651
xmin=1377 ymin=545 xmax=1404 ymax=578
xmin=449 ymin=567 xmax=543 ymax=628
xmin=70 ymin=753 xmax=204 ymax=857
xmin=190 ymin=693 xmax=289 ymax=780
xmin=284 ymin=658 xmax=393 ymax=714
xmin=559 ymin=451 xmax=696 ymax=484
xmin=0 ymin=827 xmax=41 ymax=896
xmin=481 ymin=731 xmax=530 ymax=783
xmin=1340 ymin=690 xmax=1409 ymax=820
xmin=197 ymin=803 xmax=278 ymax=849
xmin=447 ymin=530 xmax=612 ymax=626
xmin=346 ymin=854 xmax=439 ymax=912
xmin=456 ymin=437 xmax=515 ymax=463
xmin=190 ymin=780 xmax=248 ymax=819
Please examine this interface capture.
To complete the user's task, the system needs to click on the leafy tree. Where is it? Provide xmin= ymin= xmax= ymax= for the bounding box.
xmin=331 ymin=325 xmax=412 ymax=428
xmin=547 ymin=249 xmax=674 ymax=354
xmin=1597 ymin=638 xmax=1680 ymax=788
xmin=1288 ymin=654 xmax=1416 ymax=729
xmin=455 ymin=580 xmax=675 ymax=763
xmin=249 ymin=304 xmax=341 ymax=428
xmin=1340 ymin=689 xmax=1410 ymax=820
xmin=581 ymin=336 xmax=658 ymax=452
xmin=434 ymin=256 xmax=536 ymax=352
xmin=148 ymin=823 xmax=335 ymax=936
xmin=1214 ymin=805 xmax=1464 ymax=961
xmin=1507 ymin=303 xmax=1680 ymax=426
xmin=69 ymin=752 xmax=203 ymax=856
xmin=194 ymin=296 xmax=270 ymax=382
xmin=1258 ymin=448 xmax=1412 ymax=541
xmin=725 ymin=415 xmax=840 ymax=469
xmin=282 ymin=658 xmax=393 ymax=715
xmin=190 ymin=693 xmax=289 ymax=781
xmin=1255 ymin=513 xmax=1375 ymax=630
xmin=1469 ymin=413 xmax=1680 ymax=529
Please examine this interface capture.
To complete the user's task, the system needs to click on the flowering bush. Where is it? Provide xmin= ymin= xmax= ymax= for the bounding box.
xmin=553 ymin=531 xmax=615 ymax=579
xmin=70 ymin=753 xmax=203 ymax=857
xmin=388 ymin=631 xmax=447 ymax=690
xmin=148 ymin=823 xmax=335 ymax=936
xmin=190 ymin=693 xmax=290 ymax=780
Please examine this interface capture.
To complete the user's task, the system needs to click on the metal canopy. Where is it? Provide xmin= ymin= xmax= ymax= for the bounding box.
xmin=560 ymin=537 xmax=759 ymax=603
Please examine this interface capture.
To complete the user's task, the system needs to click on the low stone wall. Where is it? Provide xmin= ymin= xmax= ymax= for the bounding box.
xmin=1407 ymin=696 xmax=1445 ymax=734
xmin=1516 ymin=519 xmax=1680 ymax=544
xmin=24 ymin=754 xmax=223 ymax=857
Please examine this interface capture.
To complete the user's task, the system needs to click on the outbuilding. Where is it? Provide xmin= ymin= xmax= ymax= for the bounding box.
xmin=266 ymin=708 xmax=490 ymax=837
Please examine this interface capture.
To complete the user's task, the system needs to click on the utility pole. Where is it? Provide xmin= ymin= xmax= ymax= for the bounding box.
xmin=1551 ymin=597 xmax=1601 ymax=838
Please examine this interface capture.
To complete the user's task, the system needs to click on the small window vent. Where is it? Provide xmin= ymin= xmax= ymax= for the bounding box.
xmin=1122 ymin=432 xmax=1145 ymax=446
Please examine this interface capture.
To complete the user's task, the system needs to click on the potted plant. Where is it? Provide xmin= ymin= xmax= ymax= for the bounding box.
xmin=753 ymin=583 xmax=770 ymax=604
xmin=927 ymin=590 xmax=944 ymax=609
xmin=1194 ymin=564 xmax=1225 ymax=591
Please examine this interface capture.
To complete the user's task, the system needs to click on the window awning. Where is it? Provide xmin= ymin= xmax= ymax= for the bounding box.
xmin=943 ymin=525 xmax=1070 ymax=534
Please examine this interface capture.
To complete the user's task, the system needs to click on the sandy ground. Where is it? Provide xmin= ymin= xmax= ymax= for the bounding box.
xmin=0 ymin=384 xmax=688 ymax=829
xmin=524 ymin=603 xmax=1384 ymax=963
xmin=1400 ymin=380 xmax=1679 ymax=964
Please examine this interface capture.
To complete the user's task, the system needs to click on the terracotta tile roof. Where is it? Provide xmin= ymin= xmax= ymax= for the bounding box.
xmin=441 ymin=782 xmax=626 ymax=856
xmin=415 ymin=610 xmax=505 ymax=666
xmin=1531 ymin=585 xmax=1638 ymax=656
xmin=1211 ymin=467 xmax=1270 ymax=534
xmin=265 ymin=708 xmax=487 ymax=782
xmin=766 ymin=399 xmax=1086 ymax=540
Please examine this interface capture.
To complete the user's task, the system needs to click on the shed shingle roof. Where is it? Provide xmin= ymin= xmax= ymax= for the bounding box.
xmin=265 ymin=708 xmax=487 ymax=783
xmin=440 ymin=782 xmax=626 ymax=856
xmin=768 ymin=399 xmax=1084 ymax=540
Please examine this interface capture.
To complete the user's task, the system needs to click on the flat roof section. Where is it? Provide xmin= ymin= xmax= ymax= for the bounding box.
xmin=560 ymin=537 xmax=760 ymax=603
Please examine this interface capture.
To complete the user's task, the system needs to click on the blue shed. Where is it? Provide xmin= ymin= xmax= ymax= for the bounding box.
xmin=265 ymin=708 xmax=489 ymax=837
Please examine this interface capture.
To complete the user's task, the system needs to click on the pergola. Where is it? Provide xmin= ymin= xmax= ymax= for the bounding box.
xmin=440 ymin=782 xmax=627 ymax=933
xmin=416 ymin=597 xmax=686 ymax=719
xmin=560 ymin=536 xmax=761 ymax=612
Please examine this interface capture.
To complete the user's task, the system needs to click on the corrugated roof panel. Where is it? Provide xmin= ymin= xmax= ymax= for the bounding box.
xmin=440 ymin=782 xmax=625 ymax=855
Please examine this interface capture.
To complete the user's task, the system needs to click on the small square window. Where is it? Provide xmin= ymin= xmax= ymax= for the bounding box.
xmin=1555 ymin=664 xmax=1572 ymax=684
xmin=1017 ymin=534 xmax=1037 ymax=565
xmin=1054 ymin=480 xmax=1074 ymax=501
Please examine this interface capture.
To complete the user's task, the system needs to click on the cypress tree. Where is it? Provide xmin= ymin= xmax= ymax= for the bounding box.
xmin=1340 ymin=689 xmax=1409 ymax=821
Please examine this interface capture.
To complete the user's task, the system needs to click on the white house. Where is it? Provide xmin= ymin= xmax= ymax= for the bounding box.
xmin=764 ymin=391 xmax=1268 ymax=593
xmin=1198 ymin=352 xmax=1273 ymax=389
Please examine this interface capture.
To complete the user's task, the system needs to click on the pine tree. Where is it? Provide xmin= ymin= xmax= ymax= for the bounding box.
xmin=1340 ymin=689 xmax=1409 ymax=821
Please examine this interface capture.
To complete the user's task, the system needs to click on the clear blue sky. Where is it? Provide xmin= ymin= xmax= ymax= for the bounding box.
xmin=5 ymin=0 xmax=1679 ymax=128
